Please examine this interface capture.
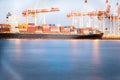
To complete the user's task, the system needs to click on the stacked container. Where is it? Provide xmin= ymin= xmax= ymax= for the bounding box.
xmin=60 ymin=26 xmax=65 ymax=33
xmin=0 ymin=24 xmax=11 ymax=32
xmin=18 ymin=23 xmax=28 ymax=33
xmin=80 ymin=27 xmax=92 ymax=34
xmin=0 ymin=26 xmax=2 ymax=32
xmin=35 ymin=26 xmax=43 ymax=33
xmin=27 ymin=25 xmax=35 ymax=33
xmin=50 ymin=26 xmax=59 ymax=33
xmin=1 ymin=27 xmax=10 ymax=32
xmin=70 ymin=26 xmax=77 ymax=34
xmin=64 ymin=26 xmax=70 ymax=33
xmin=42 ymin=27 xmax=50 ymax=33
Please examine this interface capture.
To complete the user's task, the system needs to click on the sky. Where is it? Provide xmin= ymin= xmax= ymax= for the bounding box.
xmin=0 ymin=0 xmax=119 ymax=26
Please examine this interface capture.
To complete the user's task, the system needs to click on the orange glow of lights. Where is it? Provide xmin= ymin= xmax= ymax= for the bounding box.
xmin=93 ymin=40 xmax=100 ymax=64
xmin=94 ymin=39 xmax=99 ymax=42
xmin=71 ymin=40 xmax=78 ymax=44
xmin=15 ymin=39 xmax=22 ymax=61
xmin=15 ymin=39 xmax=21 ymax=45
xmin=70 ymin=40 xmax=79 ymax=54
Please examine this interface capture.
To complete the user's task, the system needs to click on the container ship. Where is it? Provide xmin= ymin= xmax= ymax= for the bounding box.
xmin=0 ymin=23 xmax=103 ymax=39
xmin=0 ymin=6 xmax=104 ymax=39
xmin=1 ymin=0 xmax=120 ymax=39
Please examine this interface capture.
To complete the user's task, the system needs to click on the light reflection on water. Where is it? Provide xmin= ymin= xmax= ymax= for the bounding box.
xmin=93 ymin=40 xmax=100 ymax=64
xmin=0 ymin=39 xmax=120 ymax=80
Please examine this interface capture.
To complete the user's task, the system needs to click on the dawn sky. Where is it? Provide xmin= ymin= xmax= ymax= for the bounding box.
xmin=0 ymin=0 xmax=119 ymax=26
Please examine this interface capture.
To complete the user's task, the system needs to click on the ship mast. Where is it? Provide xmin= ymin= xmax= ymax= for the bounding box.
xmin=116 ymin=1 xmax=120 ymax=35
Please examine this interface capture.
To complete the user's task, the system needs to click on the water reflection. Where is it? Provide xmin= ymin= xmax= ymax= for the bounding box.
xmin=70 ymin=40 xmax=79 ymax=54
xmin=0 ymin=40 xmax=8 ymax=71
xmin=1 ymin=40 xmax=120 ymax=80
xmin=93 ymin=40 xmax=100 ymax=64
xmin=15 ymin=39 xmax=22 ymax=61
xmin=90 ymin=40 xmax=101 ymax=80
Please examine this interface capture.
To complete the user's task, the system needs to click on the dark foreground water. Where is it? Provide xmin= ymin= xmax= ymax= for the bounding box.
xmin=0 ymin=39 xmax=120 ymax=80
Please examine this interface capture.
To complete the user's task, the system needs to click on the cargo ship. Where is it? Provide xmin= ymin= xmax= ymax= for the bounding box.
xmin=0 ymin=7 xmax=104 ymax=39
xmin=0 ymin=23 xmax=103 ymax=39
xmin=1 ymin=0 xmax=120 ymax=39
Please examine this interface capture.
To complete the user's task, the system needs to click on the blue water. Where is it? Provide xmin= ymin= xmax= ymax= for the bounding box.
xmin=0 ymin=39 xmax=120 ymax=80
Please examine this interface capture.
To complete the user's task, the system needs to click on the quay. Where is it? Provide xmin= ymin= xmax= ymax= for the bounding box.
xmin=102 ymin=35 xmax=120 ymax=40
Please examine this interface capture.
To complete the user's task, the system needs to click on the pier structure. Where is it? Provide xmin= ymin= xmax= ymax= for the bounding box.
xmin=67 ymin=0 xmax=120 ymax=37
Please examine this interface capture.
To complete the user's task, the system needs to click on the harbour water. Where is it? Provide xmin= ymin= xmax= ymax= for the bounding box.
xmin=0 ymin=39 xmax=120 ymax=80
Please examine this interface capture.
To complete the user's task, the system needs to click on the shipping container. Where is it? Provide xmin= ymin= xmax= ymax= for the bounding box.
xmin=41 ymin=24 xmax=49 ymax=27
xmin=70 ymin=29 xmax=74 ymax=31
xmin=64 ymin=26 xmax=70 ymax=28
xmin=50 ymin=26 xmax=57 ymax=29
xmin=0 ymin=27 xmax=2 ymax=32
xmin=52 ymin=24 xmax=55 ymax=26
xmin=0 ymin=28 xmax=2 ymax=32
xmin=79 ymin=29 xmax=84 ymax=34
xmin=36 ymin=26 xmax=43 ymax=30
xmin=76 ymin=28 xmax=80 ymax=32
xmin=0 ymin=24 xmax=11 ymax=27
xmin=43 ymin=28 xmax=50 ymax=33
xmin=27 ymin=26 xmax=36 ymax=32
xmin=80 ymin=27 xmax=92 ymax=31
xmin=18 ymin=23 xmax=28 ymax=29
xmin=49 ymin=24 xmax=52 ymax=26
xmin=90 ymin=30 xmax=100 ymax=34
xmin=42 ymin=27 xmax=50 ymax=30
xmin=50 ymin=26 xmax=59 ymax=32
xmin=64 ymin=29 xmax=70 ymax=33
xmin=28 ymin=25 xmax=35 ymax=27
xmin=28 ymin=23 xmax=34 ymax=25
xmin=60 ymin=26 xmax=64 ymax=29
xmin=43 ymin=30 xmax=50 ymax=33
xmin=83 ymin=30 xmax=90 ymax=34
xmin=19 ymin=29 xmax=27 ymax=33
xmin=15 ymin=26 xmax=19 ymax=28
xmin=35 ymin=26 xmax=43 ymax=33
xmin=70 ymin=29 xmax=77 ymax=34
xmin=1 ymin=28 xmax=10 ymax=32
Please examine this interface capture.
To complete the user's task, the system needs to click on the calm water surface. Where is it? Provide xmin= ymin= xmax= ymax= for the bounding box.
xmin=0 ymin=39 xmax=120 ymax=80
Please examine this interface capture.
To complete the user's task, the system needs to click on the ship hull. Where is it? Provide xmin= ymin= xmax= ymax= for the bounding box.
xmin=0 ymin=33 xmax=103 ymax=39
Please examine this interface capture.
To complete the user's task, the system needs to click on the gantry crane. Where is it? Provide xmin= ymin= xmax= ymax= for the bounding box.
xmin=66 ymin=0 xmax=112 ymax=33
xmin=22 ymin=8 xmax=59 ymax=26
